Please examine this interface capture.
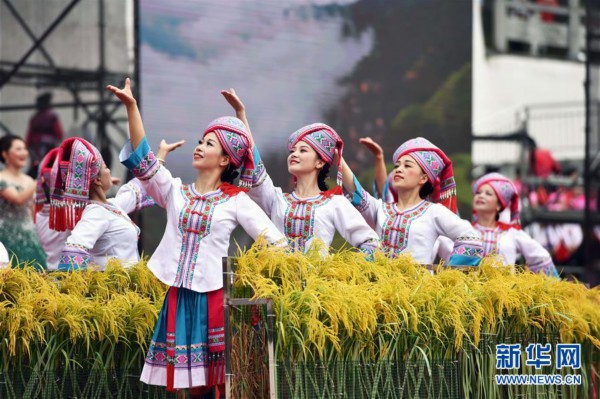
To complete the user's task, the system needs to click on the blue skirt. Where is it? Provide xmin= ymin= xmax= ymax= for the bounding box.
xmin=141 ymin=287 xmax=208 ymax=389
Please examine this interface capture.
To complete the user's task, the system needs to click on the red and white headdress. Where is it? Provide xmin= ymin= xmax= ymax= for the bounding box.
xmin=50 ymin=138 xmax=103 ymax=231
xmin=287 ymin=123 xmax=344 ymax=196
xmin=472 ymin=172 xmax=520 ymax=228
xmin=203 ymin=116 xmax=255 ymax=190
xmin=393 ymin=137 xmax=457 ymax=213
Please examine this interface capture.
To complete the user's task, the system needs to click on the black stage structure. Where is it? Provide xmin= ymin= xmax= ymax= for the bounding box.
xmin=0 ymin=0 xmax=139 ymax=168
xmin=0 ymin=0 xmax=143 ymax=246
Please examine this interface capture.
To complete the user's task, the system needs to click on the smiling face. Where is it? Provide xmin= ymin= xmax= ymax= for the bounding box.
xmin=473 ymin=183 xmax=502 ymax=215
xmin=287 ymin=140 xmax=325 ymax=177
xmin=390 ymin=154 xmax=428 ymax=192
xmin=1 ymin=137 xmax=29 ymax=170
xmin=193 ymin=132 xmax=231 ymax=171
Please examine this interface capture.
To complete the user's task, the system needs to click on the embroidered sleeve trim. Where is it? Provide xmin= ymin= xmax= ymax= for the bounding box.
xmin=358 ymin=238 xmax=379 ymax=255
xmin=448 ymin=233 xmax=484 ymax=266
xmin=125 ymin=179 xmax=156 ymax=211
xmin=350 ymin=175 xmax=369 ymax=212
xmin=58 ymin=243 xmax=91 ymax=270
xmin=119 ymin=137 xmax=160 ymax=180
xmin=251 ymin=146 xmax=268 ymax=187
xmin=528 ymin=257 xmax=559 ymax=277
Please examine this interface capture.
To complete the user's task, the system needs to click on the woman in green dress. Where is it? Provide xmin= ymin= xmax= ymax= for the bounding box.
xmin=0 ymin=135 xmax=47 ymax=270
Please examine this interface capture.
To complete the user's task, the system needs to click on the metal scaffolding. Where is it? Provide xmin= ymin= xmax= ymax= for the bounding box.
xmin=0 ymin=0 xmax=138 ymax=167
xmin=583 ymin=0 xmax=600 ymax=285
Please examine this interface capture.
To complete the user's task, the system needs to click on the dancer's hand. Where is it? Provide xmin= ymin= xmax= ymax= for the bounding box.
xmin=110 ymin=177 xmax=122 ymax=185
xmin=359 ymin=137 xmax=384 ymax=159
xmin=106 ymin=78 xmax=136 ymax=106
xmin=221 ymin=88 xmax=245 ymax=114
xmin=157 ymin=139 xmax=185 ymax=161
xmin=220 ymin=88 xmax=252 ymax=143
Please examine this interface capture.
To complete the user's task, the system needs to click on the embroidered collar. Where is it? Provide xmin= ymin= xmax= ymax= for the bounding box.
xmin=289 ymin=192 xmax=323 ymax=202
xmin=474 ymin=223 xmax=500 ymax=232
xmin=381 ymin=200 xmax=431 ymax=256
xmin=392 ymin=200 xmax=427 ymax=215
xmin=186 ymin=184 xmax=223 ymax=201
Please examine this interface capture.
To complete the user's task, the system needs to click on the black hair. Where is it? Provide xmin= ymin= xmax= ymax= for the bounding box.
xmin=419 ymin=181 xmax=434 ymax=199
xmin=317 ymin=163 xmax=331 ymax=192
xmin=220 ymin=164 xmax=239 ymax=184
xmin=0 ymin=135 xmax=25 ymax=164
xmin=36 ymin=92 xmax=52 ymax=111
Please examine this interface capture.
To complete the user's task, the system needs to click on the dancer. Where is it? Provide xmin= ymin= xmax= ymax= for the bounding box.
xmin=108 ymin=79 xmax=286 ymax=397
xmin=34 ymin=148 xmax=69 ymax=270
xmin=0 ymin=135 xmax=47 ymax=269
xmin=222 ymin=89 xmax=379 ymax=254
xmin=341 ymin=137 xmax=483 ymax=265
xmin=51 ymin=137 xmax=150 ymax=271
xmin=443 ymin=172 xmax=559 ymax=276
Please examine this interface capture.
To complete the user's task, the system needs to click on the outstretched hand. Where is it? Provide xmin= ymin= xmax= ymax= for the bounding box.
xmin=359 ymin=137 xmax=384 ymax=158
xmin=221 ymin=88 xmax=245 ymax=114
xmin=157 ymin=139 xmax=186 ymax=160
xmin=106 ymin=78 xmax=136 ymax=106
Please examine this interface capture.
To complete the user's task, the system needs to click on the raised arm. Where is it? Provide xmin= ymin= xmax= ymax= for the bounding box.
xmin=112 ymin=139 xmax=185 ymax=213
xmin=359 ymin=137 xmax=388 ymax=198
xmin=221 ymin=88 xmax=253 ymax=145
xmin=338 ymin=158 xmax=380 ymax=228
xmin=106 ymin=78 xmax=145 ymax=149
xmin=340 ymin=158 xmax=357 ymax=194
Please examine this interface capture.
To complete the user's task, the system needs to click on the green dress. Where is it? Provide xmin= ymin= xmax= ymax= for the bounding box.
xmin=0 ymin=180 xmax=47 ymax=270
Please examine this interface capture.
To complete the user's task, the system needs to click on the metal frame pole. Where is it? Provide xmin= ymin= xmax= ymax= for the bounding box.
xmin=583 ymin=0 xmax=592 ymax=285
xmin=222 ymin=257 xmax=277 ymax=398
xmin=0 ymin=0 xmax=82 ymax=89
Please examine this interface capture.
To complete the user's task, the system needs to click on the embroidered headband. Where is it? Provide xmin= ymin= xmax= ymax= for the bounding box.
xmin=288 ymin=123 xmax=344 ymax=196
xmin=50 ymin=137 xmax=103 ymax=231
xmin=203 ymin=116 xmax=254 ymax=189
xmin=473 ymin=172 xmax=520 ymax=226
xmin=392 ymin=137 xmax=457 ymax=213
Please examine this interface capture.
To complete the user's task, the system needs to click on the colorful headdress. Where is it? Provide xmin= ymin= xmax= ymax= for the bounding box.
xmin=392 ymin=137 xmax=457 ymax=213
xmin=35 ymin=147 xmax=60 ymax=215
xmin=50 ymin=138 xmax=103 ymax=231
xmin=473 ymin=172 xmax=520 ymax=227
xmin=203 ymin=116 xmax=254 ymax=189
xmin=287 ymin=123 xmax=344 ymax=196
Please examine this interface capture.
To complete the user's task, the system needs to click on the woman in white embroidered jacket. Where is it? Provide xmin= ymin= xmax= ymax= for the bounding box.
xmin=38 ymin=146 xmax=153 ymax=270
xmin=51 ymin=138 xmax=152 ymax=271
xmin=341 ymin=137 xmax=483 ymax=266
xmin=108 ymin=79 xmax=286 ymax=398
xmin=222 ymin=89 xmax=379 ymax=254
xmin=34 ymin=148 xmax=69 ymax=270
xmin=439 ymin=173 xmax=559 ymax=276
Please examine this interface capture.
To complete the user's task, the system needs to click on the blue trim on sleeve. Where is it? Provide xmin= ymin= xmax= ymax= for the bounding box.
xmin=120 ymin=137 xmax=150 ymax=170
xmin=448 ymin=254 xmax=481 ymax=267
xmin=58 ymin=246 xmax=91 ymax=271
xmin=351 ymin=175 xmax=365 ymax=207
xmin=251 ymin=145 xmax=267 ymax=186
